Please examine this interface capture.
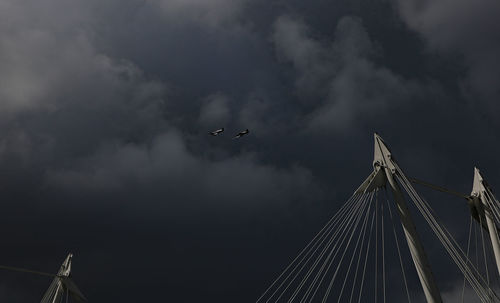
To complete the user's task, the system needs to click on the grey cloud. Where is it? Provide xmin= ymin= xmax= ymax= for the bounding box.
xmin=272 ymin=15 xmax=325 ymax=73
xmin=0 ymin=0 xmax=315 ymax=214
xmin=0 ymin=3 xmax=326 ymax=299
xmin=238 ymin=95 xmax=273 ymax=134
xmin=153 ymin=0 xmax=248 ymax=28
xmin=395 ymin=0 xmax=500 ymax=109
xmin=199 ymin=93 xmax=231 ymax=128
xmin=272 ymin=15 xmax=334 ymax=101
xmin=0 ymin=0 xmax=499 ymax=301
xmin=309 ymin=61 xmax=423 ymax=131
xmin=45 ymin=131 xmax=320 ymax=213
xmin=272 ymin=15 xmax=439 ymax=132
xmin=0 ymin=0 xmax=170 ymax=172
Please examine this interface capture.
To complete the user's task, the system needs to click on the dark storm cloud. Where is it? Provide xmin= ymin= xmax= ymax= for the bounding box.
xmin=0 ymin=0 xmax=312 ymax=195
xmin=199 ymin=93 xmax=231 ymax=128
xmin=45 ymin=131 xmax=319 ymax=215
xmin=395 ymin=0 xmax=500 ymax=109
xmin=272 ymin=15 xmax=444 ymax=132
xmin=0 ymin=0 xmax=499 ymax=302
xmin=0 ymin=0 xmax=322 ymax=301
xmin=152 ymin=0 xmax=248 ymax=27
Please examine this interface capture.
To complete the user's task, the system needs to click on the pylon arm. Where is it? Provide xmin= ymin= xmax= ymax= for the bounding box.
xmin=357 ymin=166 xmax=386 ymax=194
xmin=61 ymin=277 xmax=87 ymax=302
xmin=471 ymin=167 xmax=500 ymax=280
xmin=372 ymin=134 xmax=442 ymax=303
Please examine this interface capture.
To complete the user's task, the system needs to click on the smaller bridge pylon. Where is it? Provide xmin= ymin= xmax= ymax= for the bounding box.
xmin=470 ymin=167 xmax=500 ymax=280
xmin=41 ymin=253 xmax=87 ymax=303
xmin=256 ymin=133 xmax=500 ymax=303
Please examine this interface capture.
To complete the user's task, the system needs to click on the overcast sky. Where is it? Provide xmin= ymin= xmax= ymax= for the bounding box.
xmin=0 ymin=0 xmax=499 ymax=301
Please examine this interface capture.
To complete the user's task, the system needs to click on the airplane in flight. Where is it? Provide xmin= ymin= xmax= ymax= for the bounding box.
xmin=209 ymin=128 xmax=224 ymax=136
xmin=233 ymin=129 xmax=249 ymax=139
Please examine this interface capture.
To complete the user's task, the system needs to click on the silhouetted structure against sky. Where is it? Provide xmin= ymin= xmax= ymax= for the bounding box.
xmin=0 ymin=0 xmax=499 ymax=301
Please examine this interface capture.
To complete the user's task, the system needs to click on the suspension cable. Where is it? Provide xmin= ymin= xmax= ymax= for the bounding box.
xmin=479 ymin=212 xmax=490 ymax=285
xmin=375 ymin=190 xmax=379 ymax=303
xmin=408 ymin=177 xmax=468 ymax=199
xmin=399 ymin=175 xmax=491 ymax=300
xmin=0 ymin=265 xmax=56 ymax=278
xmin=476 ymin=221 xmax=479 ymax=270
xmin=285 ymin=192 xmax=369 ymax=302
xmin=301 ymin=193 xmax=370 ymax=300
xmin=396 ymin=168 xmax=496 ymax=302
xmin=349 ymin=203 xmax=375 ymax=303
xmin=381 ymin=192 xmax=386 ymax=303
xmin=313 ymin=193 xmax=373 ymax=302
xmin=259 ymin=192 xmax=363 ymax=302
xmin=357 ymin=204 xmax=376 ymax=303
xmin=396 ymin=168 xmax=491 ymax=299
xmin=462 ymin=216 xmax=473 ymax=303
xmin=259 ymin=193 xmax=359 ymax=301
xmin=319 ymin=193 xmax=374 ymax=302
xmin=385 ymin=187 xmax=411 ymax=302
xmin=335 ymin=195 xmax=373 ymax=303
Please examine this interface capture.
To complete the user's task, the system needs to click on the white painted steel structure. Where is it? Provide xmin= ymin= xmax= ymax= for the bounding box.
xmin=471 ymin=167 xmax=500 ymax=280
xmin=41 ymin=253 xmax=87 ymax=303
xmin=370 ymin=134 xmax=442 ymax=303
xmin=258 ymin=133 xmax=500 ymax=303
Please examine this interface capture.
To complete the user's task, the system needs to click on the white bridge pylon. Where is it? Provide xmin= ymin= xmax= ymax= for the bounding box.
xmin=358 ymin=134 xmax=442 ymax=303
xmin=470 ymin=167 xmax=500 ymax=280
xmin=257 ymin=133 xmax=500 ymax=303
xmin=40 ymin=253 xmax=87 ymax=303
xmin=0 ymin=253 xmax=86 ymax=302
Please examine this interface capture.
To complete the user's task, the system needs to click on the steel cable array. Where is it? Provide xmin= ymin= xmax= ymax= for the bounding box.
xmin=257 ymin=168 xmax=500 ymax=303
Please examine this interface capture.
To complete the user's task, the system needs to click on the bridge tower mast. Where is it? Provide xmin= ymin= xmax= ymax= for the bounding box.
xmin=471 ymin=167 xmax=500 ymax=279
xmin=361 ymin=134 xmax=442 ymax=303
xmin=40 ymin=253 xmax=88 ymax=303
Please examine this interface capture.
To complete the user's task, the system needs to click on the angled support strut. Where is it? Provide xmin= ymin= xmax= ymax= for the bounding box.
xmin=360 ymin=134 xmax=442 ymax=303
xmin=471 ymin=167 xmax=500 ymax=279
